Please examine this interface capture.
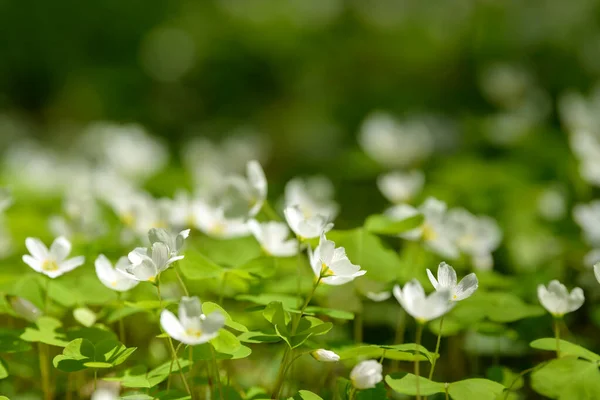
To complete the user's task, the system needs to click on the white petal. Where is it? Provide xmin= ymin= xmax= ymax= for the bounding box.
xmin=59 ymin=256 xmax=85 ymax=274
xmin=365 ymin=291 xmax=392 ymax=302
xmin=426 ymin=269 xmax=439 ymax=290
xmin=436 ymin=262 xmax=457 ymax=288
xmin=23 ymin=255 xmax=42 ymax=273
xmin=567 ymin=288 xmax=585 ymax=313
xmin=151 ymin=242 xmax=169 ymax=270
xmin=25 ymin=237 xmax=48 ymax=260
xmin=50 ymin=236 xmax=72 ymax=262
xmin=454 ymin=273 xmax=478 ymax=301
xmin=202 ymin=311 xmax=226 ymax=334
xmin=160 ymin=310 xmax=186 ymax=342
xmin=594 ymin=263 xmax=600 ymax=285
xmin=95 ymin=254 xmax=115 ymax=287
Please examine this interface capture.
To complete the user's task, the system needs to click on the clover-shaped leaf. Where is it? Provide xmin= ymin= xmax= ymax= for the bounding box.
xmin=20 ymin=316 xmax=68 ymax=347
xmin=104 ymin=358 xmax=191 ymax=388
xmin=53 ymin=338 xmax=136 ymax=372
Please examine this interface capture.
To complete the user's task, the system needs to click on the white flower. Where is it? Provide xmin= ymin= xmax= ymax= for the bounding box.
xmin=284 ymin=176 xmax=339 ymax=220
xmin=574 ymin=201 xmax=600 ymax=246
xmin=377 ymin=170 xmax=424 ymax=203
xmin=350 ymin=360 xmax=383 ymax=389
xmin=595 ymin=263 xmax=600 ymax=285
xmin=393 ymin=279 xmax=454 ymax=323
xmin=537 ymin=280 xmax=585 ymax=317
xmin=284 ymin=205 xmax=333 ymax=240
xmin=160 ymin=296 xmax=225 ymax=345
xmin=308 ymin=234 xmax=366 ymax=285
xmin=22 ymin=237 xmax=85 ymax=279
xmin=123 ymin=242 xmax=174 ymax=283
xmin=91 ymin=388 xmax=119 ymax=400
xmin=247 ymin=220 xmax=298 ymax=257
xmin=94 ymin=254 xmax=139 ymax=292
xmin=169 ymin=190 xmax=201 ymax=228
xmin=365 ymin=291 xmax=392 ymax=302
xmin=225 ymin=160 xmax=267 ymax=217
xmin=311 ymin=349 xmax=340 ymax=362
xmin=193 ymin=201 xmax=250 ymax=239
xmin=386 ymin=198 xmax=458 ymax=259
xmin=148 ymin=227 xmax=190 ymax=261
xmin=426 ymin=262 xmax=478 ymax=302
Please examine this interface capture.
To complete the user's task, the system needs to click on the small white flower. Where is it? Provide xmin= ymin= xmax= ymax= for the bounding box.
xmin=393 ymin=279 xmax=454 ymax=323
xmin=160 ymin=296 xmax=226 ymax=345
xmin=537 ymin=280 xmax=585 ymax=317
xmin=595 ymin=263 xmax=600 ymax=285
xmin=284 ymin=205 xmax=333 ymax=240
xmin=94 ymin=254 xmax=139 ymax=292
xmin=193 ymin=201 xmax=250 ymax=239
xmin=148 ymin=227 xmax=190 ymax=261
xmin=91 ymin=388 xmax=119 ymax=400
xmin=311 ymin=349 xmax=340 ymax=362
xmin=350 ymin=359 xmax=383 ymax=389
xmin=284 ymin=176 xmax=339 ymax=220
xmin=226 ymin=160 xmax=267 ymax=217
xmin=377 ymin=170 xmax=425 ymax=203
xmin=22 ymin=237 xmax=85 ymax=279
xmin=365 ymin=291 xmax=392 ymax=302
xmin=308 ymin=234 xmax=366 ymax=286
xmin=123 ymin=242 xmax=174 ymax=283
xmin=426 ymin=262 xmax=478 ymax=301
xmin=247 ymin=219 xmax=298 ymax=257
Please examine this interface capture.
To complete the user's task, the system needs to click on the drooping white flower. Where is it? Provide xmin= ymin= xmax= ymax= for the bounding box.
xmin=193 ymin=201 xmax=250 ymax=239
xmin=377 ymin=170 xmax=425 ymax=204
xmin=595 ymin=263 xmax=600 ymax=285
xmin=311 ymin=349 xmax=340 ymax=362
xmin=350 ymin=359 xmax=383 ymax=390
xmin=393 ymin=279 xmax=454 ymax=323
xmin=284 ymin=176 xmax=339 ymax=220
xmin=247 ymin=219 xmax=298 ymax=257
xmin=386 ymin=198 xmax=458 ymax=259
xmin=122 ymin=242 xmax=174 ymax=283
xmin=426 ymin=262 xmax=478 ymax=302
xmin=148 ymin=228 xmax=190 ymax=261
xmin=225 ymin=160 xmax=267 ymax=217
xmin=94 ymin=254 xmax=139 ymax=292
xmin=308 ymin=234 xmax=366 ymax=285
xmin=537 ymin=280 xmax=585 ymax=317
xmin=160 ymin=296 xmax=225 ymax=345
xmin=284 ymin=205 xmax=333 ymax=240
xmin=22 ymin=237 xmax=85 ymax=279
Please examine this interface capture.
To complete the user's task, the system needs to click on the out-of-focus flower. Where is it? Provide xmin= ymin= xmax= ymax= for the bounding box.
xmin=308 ymin=233 xmax=366 ymax=285
xmin=22 ymin=237 xmax=85 ymax=279
xmin=123 ymin=242 xmax=174 ymax=283
xmin=365 ymin=291 xmax=392 ymax=302
xmin=311 ymin=349 xmax=340 ymax=362
xmin=169 ymin=191 xmax=200 ymax=228
xmin=359 ymin=112 xmax=434 ymax=168
xmin=224 ymin=160 xmax=267 ymax=218
xmin=393 ymin=279 xmax=454 ymax=323
xmin=160 ymin=296 xmax=225 ymax=345
xmin=49 ymin=190 xmax=106 ymax=239
xmin=9 ymin=296 xmax=42 ymax=322
xmin=594 ymin=263 xmax=600 ymax=285
xmin=350 ymin=360 xmax=383 ymax=389
xmin=573 ymin=201 xmax=600 ymax=246
xmin=94 ymin=254 xmax=139 ymax=292
xmin=386 ymin=198 xmax=458 ymax=259
xmin=91 ymin=387 xmax=119 ymax=400
xmin=537 ymin=187 xmax=567 ymax=221
xmin=537 ymin=280 xmax=584 ymax=317
xmin=248 ymin=220 xmax=298 ymax=257
xmin=106 ymin=191 xmax=170 ymax=240
xmin=193 ymin=201 xmax=250 ymax=239
xmin=284 ymin=205 xmax=333 ymax=240
xmin=284 ymin=176 xmax=339 ymax=220
xmin=426 ymin=262 xmax=478 ymax=301
xmin=377 ymin=170 xmax=425 ymax=204
xmin=446 ymin=209 xmax=502 ymax=270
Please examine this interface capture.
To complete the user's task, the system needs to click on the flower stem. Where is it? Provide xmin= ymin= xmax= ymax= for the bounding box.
xmin=38 ymin=343 xmax=51 ymax=400
xmin=174 ymin=263 xmax=190 ymax=297
xmin=210 ymin=345 xmax=224 ymax=400
xmin=262 ymin=201 xmax=281 ymax=221
xmin=428 ymin=316 xmax=444 ymax=380
xmin=349 ymin=387 xmax=357 ymax=400
xmin=415 ymin=322 xmax=424 ymax=400
xmin=94 ymin=369 xmax=98 ymax=391
xmin=116 ymin=292 xmax=125 ymax=344
xmin=554 ymin=317 xmax=561 ymax=358
xmin=168 ymin=337 xmax=192 ymax=396
xmin=44 ymin=277 xmax=51 ymax=314
xmin=391 ymin=309 xmax=406 ymax=372
xmin=218 ymin=272 xmax=228 ymax=305
xmin=272 ymin=277 xmax=322 ymax=397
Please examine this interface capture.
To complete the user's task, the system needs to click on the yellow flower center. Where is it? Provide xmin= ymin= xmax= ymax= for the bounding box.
xmin=211 ymin=223 xmax=225 ymax=236
xmin=186 ymin=215 xmax=196 ymax=227
xmin=453 ymin=294 xmax=457 ymax=300
xmin=185 ymin=328 xmax=203 ymax=338
xmin=153 ymin=220 xmax=168 ymax=228
xmin=147 ymin=276 xmax=157 ymax=283
xmin=320 ymin=263 xmax=334 ymax=277
xmin=121 ymin=212 xmax=135 ymax=227
xmin=111 ymin=281 xmax=118 ymax=287
xmin=42 ymin=260 xmax=59 ymax=272
xmin=422 ymin=224 xmax=437 ymax=241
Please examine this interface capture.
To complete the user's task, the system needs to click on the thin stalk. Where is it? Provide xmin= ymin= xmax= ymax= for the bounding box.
xmin=262 ymin=201 xmax=281 ymax=221
xmin=445 ymin=384 xmax=449 ymax=400
xmin=94 ymin=369 xmax=98 ymax=391
xmin=210 ymin=345 xmax=224 ymax=400
xmin=349 ymin=387 xmax=357 ymax=400
xmin=206 ymin=360 xmax=213 ymax=395
xmin=168 ymin=338 xmax=192 ymax=396
xmin=189 ymin=345 xmax=194 ymax=396
xmin=38 ymin=343 xmax=51 ymax=400
xmin=66 ymin=372 xmax=73 ymax=400
xmin=391 ymin=309 xmax=406 ymax=371
xmin=174 ymin=264 xmax=190 ymax=297
xmin=379 ymin=349 xmax=387 ymax=364
xmin=117 ymin=292 xmax=125 ymax=344
xmin=44 ymin=277 xmax=51 ymax=314
xmin=218 ymin=272 xmax=228 ymax=305
xmin=296 ymin=238 xmax=303 ymax=308
xmin=428 ymin=316 xmax=444 ymax=380
xmin=503 ymin=363 xmax=548 ymax=400
xmin=554 ymin=317 xmax=561 ymax=358
xmin=415 ymin=322 xmax=424 ymax=400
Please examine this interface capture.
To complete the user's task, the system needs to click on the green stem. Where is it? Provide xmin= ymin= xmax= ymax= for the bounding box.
xmin=349 ymin=387 xmax=357 ymax=400
xmin=262 ymin=201 xmax=281 ymax=221
xmin=38 ymin=343 xmax=51 ymax=400
xmin=272 ymin=277 xmax=322 ymax=397
xmin=415 ymin=322 xmax=423 ymax=400
xmin=174 ymin=264 xmax=190 ymax=297
xmin=503 ymin=363 xmax=548 ymax=400
xmin=44 ymin=277 xmax=51 ymax=314
xmin=117 ymin=292 xmax=125 ymax=344
xmin=379 ymin=349 xmax=387 ymax=364
xmin=428 ymin=316 xmax=444 ymax=380
xmin=296 ymin=239 xmax=303 ymax=309
xmin=210 ymin=345 xmax=224 ymax=400
xmin=554 ymin=317 xmax=561 ymax=358
xmin=168 ymin=338 xmax=192 ymax=396
xmin=445 ymin=384 xmax=449 ymax=400
xmin=94 ymin=369 xmax=98 ymax=391
xmin=391 ymin=309 xmax=406 ymax=372
xmin=218 ymin=272 xmax=228 ymax=305
xmin=189 ymin=345 xmax=194 ymax=396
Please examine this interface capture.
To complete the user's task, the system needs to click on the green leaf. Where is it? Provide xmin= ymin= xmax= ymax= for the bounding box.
xmin=0 ymin=333 xmax=31 ymax=353
xmin=364 ymin=213 xmax=424 ymax=235
xmin=0 ymin=357 xmax=8 ymax=379
xmin=237 ymin=331 xmax=281 ymax=344
xmin=530 ymin=338 xmax=600 ymax=362
xmin=153 ymin=390 xmax=192 ymax=400
xmin=304 ymin=306 xmax=354 ymax=320
xmin=179 ymin=248 xmax=224 ymax=280
xmin=53 ymin=338 xmax=136 ymax=372
xmin=235 ymin=256 xmax=277 ymax=279
xmin=210 ymin=330 xmax=241 ymax=355
xmin=104 ymin=359 xmax=192 ymax=388
xmin=73 ymin=307 xmax=97 ymax=327
xmin=193 ymin=342 xmax=252 ymax=361
xmin=385 ymin=373 xmax=445 ymax=396
xmin=237 ymin=294 xmax=302 ymax=311
xmin=290 ymin=390 xmax=324 ymax=400
xmin=263 ymin=301 xmax=291 ymax=337
xmin=531 ymin=357 xmax=600 ymax=399
xmin=337 ymin=345 xmax=430 ymax=363
xmin=381 ymin=344 xmax=438 ymax=364
xmin=84 ymin=361 xmax=113 ymax=368
xmin=448 ymin=379 xmax=505 ymax=400
xmin=202 ymin=302 xmax=248 ymax=332
xmin=20 ymin=316 xmax=68 ymax=347
xmin=195 ymin=235 xmax=262 ymax=268
xmin=480 ymin=292 xmax=545 ymax=323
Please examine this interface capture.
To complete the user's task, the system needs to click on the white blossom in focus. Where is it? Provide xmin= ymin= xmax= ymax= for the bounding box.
xmin=160 ymin=296 xmax=225 ymax=345
xmin=308 ymin=233 xmax=366 ymax=285
xmin=311 ymin=349 xmax=340 ymax=362
xmin=393 ymin=279 xmax=454 ymax=323
xmin=426 ymin=262 xmax=478 ymax=302
xmin=22 ymin=237 xmax=85 ymax=279
xmin=537 ymin=280 xmax=584 ymax=317
xmin=95 ymin=254 xmax=139 ymax=292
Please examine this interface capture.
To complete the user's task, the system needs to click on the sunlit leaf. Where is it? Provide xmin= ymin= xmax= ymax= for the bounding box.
xmin=530 ymin=338 xmax=600 ymax=362
xmin=20 ymin=316 xmax=68 ymax=347
xmin=364 ymin=213 xmax=424 ymax=236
